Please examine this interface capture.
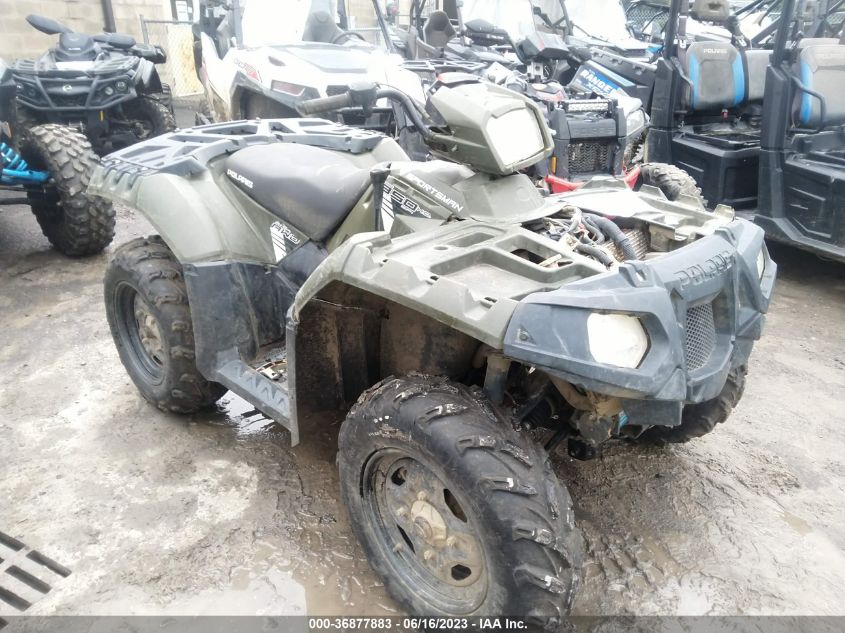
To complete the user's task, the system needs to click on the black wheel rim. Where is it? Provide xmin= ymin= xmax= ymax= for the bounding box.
xmin=361 ymin=449 xmax=488 ymax=613
xmin=114 ymin=281 xmax=165 ymax=384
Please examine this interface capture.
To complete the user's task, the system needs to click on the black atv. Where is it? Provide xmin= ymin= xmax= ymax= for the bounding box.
xmin=12 ymin=14 xmax=176 ymax=153
xmin=1 ymin=58 xmax=115 ymax=256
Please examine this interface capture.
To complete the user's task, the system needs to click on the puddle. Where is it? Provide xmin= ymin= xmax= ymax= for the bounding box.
xmin=202 ymin=394 xmax=285 ymax=439
xmin=780 ymin=511 xmax=812 ymax=535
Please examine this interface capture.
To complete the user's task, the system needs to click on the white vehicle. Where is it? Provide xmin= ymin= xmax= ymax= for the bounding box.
xmin=193 ymin=0 xmax=424 ymax=133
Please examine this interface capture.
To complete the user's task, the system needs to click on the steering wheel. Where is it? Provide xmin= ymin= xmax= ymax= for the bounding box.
xmin=332 ymin=31 xmax=367 ymax=44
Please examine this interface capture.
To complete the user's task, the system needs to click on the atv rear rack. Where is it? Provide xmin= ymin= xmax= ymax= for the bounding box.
xmin=94 ymin=118 xmax=387 ymax=186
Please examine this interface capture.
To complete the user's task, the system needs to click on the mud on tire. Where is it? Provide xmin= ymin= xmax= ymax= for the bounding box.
xmin=104 ymin=236 xmax=227 ymax=413
xmin=338 ymin=375 xmax=582 ymax=626
xmin=22 ymin=124 xmax=115 ymax=256
xmin=639 ymin=366 xmax=747 ymax=445
xmin=638 ymin=162 xmax=704 ymax=203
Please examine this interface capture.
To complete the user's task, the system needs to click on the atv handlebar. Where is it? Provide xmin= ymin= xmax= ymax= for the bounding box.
xmin=297 ymin=85 xmax=434 ymax=140
xmin=296 ymin=93 xmax=357 ymax=116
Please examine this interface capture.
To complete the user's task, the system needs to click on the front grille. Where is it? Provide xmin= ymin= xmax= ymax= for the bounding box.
xmin=684 ymin=303 xmax=717 ymax=371
xmin=568 ymin=141 xmax=610 ymax=175
xmin=50 ymin=94 xmax=88 ymax=108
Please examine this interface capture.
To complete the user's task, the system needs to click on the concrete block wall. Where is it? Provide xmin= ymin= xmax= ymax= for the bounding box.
xmin=0 ymin=0 xmax=168 ymax=61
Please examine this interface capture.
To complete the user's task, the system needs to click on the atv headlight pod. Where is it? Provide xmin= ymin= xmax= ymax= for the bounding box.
xmin=485 ymin=108 xmax=545 ymax=168
xmin=427 ymin=81 xmax=553 ymax=175
xmin=587 ymin=313 xmax=650 ymax=369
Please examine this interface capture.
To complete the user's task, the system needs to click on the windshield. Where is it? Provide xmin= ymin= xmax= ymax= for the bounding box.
xmin=241 ymin=0 xmax=386 ymax=48
xmin=565 ymin=0 xmax=632 ymax=43
xmin=460 ymin=0 xmax=539 ymax=42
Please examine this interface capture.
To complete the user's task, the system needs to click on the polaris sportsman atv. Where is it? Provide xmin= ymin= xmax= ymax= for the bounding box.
xmin=1 ymin=58 xmax=114 ymax=256
xmin=93 ymin=76 xmax=774 ymax=622
xmin=646 ymin=0 xmax=845 ymax=261
xmin=11 ymin=14 xmax=176 ymax=153
xmin=191 ymin=0 xmax=424 ymax=135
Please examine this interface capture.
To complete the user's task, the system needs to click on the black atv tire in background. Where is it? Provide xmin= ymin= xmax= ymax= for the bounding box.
xmin=124 ymin=96 xmax=177 ymax=142
xmin=638 ymin=366 xmax=748 ymax=445
xmin=21 ymin=124 xmax=115 ymax=256
xmin=11 ymin=105 xmax=42 ymax=146
xmin=338 ymin=375 xmax=582 ymax=625
xmin=638 ymin=163 xmax=704 ymax=203
xmin=104 ymin=236 xmax=228 ymax=414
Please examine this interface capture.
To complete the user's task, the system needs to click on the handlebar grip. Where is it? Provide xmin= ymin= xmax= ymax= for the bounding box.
xmin=297 ymin=93 xmax=355 ymax=116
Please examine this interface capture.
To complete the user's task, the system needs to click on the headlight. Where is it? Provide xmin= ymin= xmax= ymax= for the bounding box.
xmin=103 ymin=85 xmax=115 ymax=96
xmin=587 ymin=313 xmax=649 ymax=369
xmin=485 ymin=108 xmax=545 ymax=168
xmin=271 ymin=80 xmax=307 ymax=97
xmin=756 ymin=248 xmax=766 ymax=280
xmin=625 ymin=109 xmax=646 ymax=136
xmin=115 ymin=80 xmax=128 ymax=92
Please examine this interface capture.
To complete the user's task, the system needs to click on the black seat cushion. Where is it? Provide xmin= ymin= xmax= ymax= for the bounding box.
xmin=793 ymin=43 xmax=845 ymax=127
xmin=225 ymin=143 xmax=371 ymax=243
xmin=303 ymin=11 xmax=345 ymax=44
xmin=424 ymin=11 xmax=456 ymax=48
xmin=55 ymin=33 xmax=98 ymax=62
xmin=681 ymin=41 xmax=745 ymax=111
xmin=743 ymin=49 xmax=771 ymax=102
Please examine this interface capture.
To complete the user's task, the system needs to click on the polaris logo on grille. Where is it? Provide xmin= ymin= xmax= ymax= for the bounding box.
xmin=227 ymin=169 xmax=254 ymax=189
xmin=676 ymin=250 xmax=733 ymax=287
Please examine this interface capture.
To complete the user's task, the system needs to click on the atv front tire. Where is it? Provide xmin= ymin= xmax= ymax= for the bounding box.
xmin=638 ymin=163 xmax=704 ymax=203
xmin=127 ymin=96 xmax=177 ymax=140
xmin=338 ymin=375 xmax=582 ymax=624
xmin=21 ymin=124 xmax=115 ymax=256
xmin=104 ymin=236 xmax=227 ymax=413
xmin=638 ymin=366 xmax=747 ymax=445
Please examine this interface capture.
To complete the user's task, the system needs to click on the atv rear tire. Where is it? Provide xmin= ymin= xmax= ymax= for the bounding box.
xmin=21 ymin=124 xmax=115 ymax=256
xmin=127 ymin=96 xmax=177 ymax=141
xmin=638 ymin=163 xmax=704 ymax=203
xmin=104 ymin=236 xmax=227 ymax=413
xmin=638 ymin=366 xmax=747 ymax=445
xmin=338 ymin=375 xmax=582 ymax=625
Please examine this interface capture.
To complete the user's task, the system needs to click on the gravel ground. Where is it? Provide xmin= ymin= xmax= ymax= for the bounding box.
xmin=1 ymin=198 xmax=844 ymax=618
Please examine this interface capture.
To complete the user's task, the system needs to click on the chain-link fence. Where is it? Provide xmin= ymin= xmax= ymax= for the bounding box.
xmin=139 ymin=17 xmax=203 ymax=101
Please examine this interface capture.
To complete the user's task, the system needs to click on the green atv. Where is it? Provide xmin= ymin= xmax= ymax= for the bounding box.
xmin=91 ymin=77 xmax=775 ymax=624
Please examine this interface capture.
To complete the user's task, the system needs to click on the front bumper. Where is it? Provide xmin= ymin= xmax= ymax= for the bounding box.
xmin=503 ymin=220 xmax=776 ymax=413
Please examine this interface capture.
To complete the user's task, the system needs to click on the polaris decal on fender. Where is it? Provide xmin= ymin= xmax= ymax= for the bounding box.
xmin=227 ymin=169 xmax=254 ymax=189
xmin=270 ymin=221 xmax=302 ymax=261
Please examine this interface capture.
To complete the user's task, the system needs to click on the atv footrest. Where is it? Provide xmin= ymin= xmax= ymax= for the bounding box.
xmin=214 ymin=353 xmax=297 ymax=445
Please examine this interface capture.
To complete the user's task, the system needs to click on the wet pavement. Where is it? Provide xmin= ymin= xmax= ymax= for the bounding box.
xmin=1 ymin=199 xmax=844 ymax=617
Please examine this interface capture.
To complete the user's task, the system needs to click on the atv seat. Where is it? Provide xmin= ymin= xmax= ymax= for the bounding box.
xmin=424 ymin=11 xmax=457 ymax=48
xmin=225 ymin=143 xmax=370 ymax=243
xmin=681 ymin=41 xmax=745 ymax=111
xmin=54 ymin=32 xmax=98 ymax=62
xmin=793 ymin=43 xmax=845 ymax=128
xmin=743 ymin=48 xmax=771 ymax=102
xmin=304 ymin=11 xmax=346 ymax=44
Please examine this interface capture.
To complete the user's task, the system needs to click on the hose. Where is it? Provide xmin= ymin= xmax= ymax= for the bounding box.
xmin=575 ymin=242 xmax=615 ymax=268
xmin=583 ymin=213 xmax=639 ymax=261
